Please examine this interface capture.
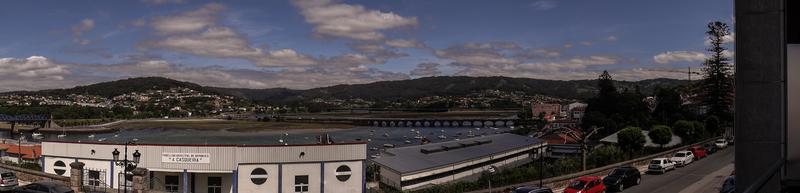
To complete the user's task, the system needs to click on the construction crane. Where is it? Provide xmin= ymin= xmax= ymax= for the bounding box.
xmin=646 ymin=67 xmax=702 ymax=81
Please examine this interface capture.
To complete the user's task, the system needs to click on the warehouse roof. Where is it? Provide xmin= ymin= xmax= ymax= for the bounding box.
xmin=373 ymin=133 xmax=544 ymax=174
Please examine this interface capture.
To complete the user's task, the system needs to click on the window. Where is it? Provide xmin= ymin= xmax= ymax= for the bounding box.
xmin=294 ymin=175 xmax=309 ymax=193
xmin=88 ymin=170 xmax=101 ymax=186
xmin=250 ymin=168 xmax=268 ymax=185
xmin=208 ymin=176 xmax=222 ymax=193
xmin=335 ymin=165 xmax=352 ymax=182
xmin=165 ymin=175 xmax=179 ymax=193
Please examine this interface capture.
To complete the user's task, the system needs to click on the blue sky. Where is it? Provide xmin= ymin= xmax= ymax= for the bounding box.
xmin=0 ymin=0 xmax=734 ymax=91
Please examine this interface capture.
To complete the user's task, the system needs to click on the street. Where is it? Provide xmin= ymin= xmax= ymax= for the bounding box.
xmin=622 ymin=146 xmax=735 ymax=193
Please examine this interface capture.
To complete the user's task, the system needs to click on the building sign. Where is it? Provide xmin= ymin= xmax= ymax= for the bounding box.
xmin=161 ymin=153 xmax=211 ymax=164
xmin=335 ymin=165 xmax=351 ymax=182
xmin=53 ymin=161 xmax=66 ymax=175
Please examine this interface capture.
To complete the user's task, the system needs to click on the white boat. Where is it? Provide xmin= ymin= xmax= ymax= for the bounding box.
xmin=88 ymin=134 xmax=96 ymax=139
xmin=437 ymin=135 xmax=447 ymax=139
xmin=404 ymin=140 xmax=412 ymax=144
xmin=367 ymin=138 xmax=372 ymax=142
xmin=383 ymin=144 xmax=395 ymax=148
xmin=57 ymin=134 xmax=67 ymax=138
xmin=383 ymin=133 xmax=389 ymax=137
xmin=58 ymin=128 xmax=67 ymax=138
xmin=98 ymin=138 xmax=106 ymax=142
xmin=369 ymin=147 xmax=379 ymax=151
xmin=32 ymin=132 xmax=44 ymax=139
xmin=414 ymin=135 xmax=423 ymax=139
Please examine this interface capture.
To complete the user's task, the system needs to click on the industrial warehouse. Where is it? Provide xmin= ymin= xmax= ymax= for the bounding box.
xmin=41 ymin=140 xmax=367 ymax=193
xmin=373 ymin=133 xmax=546 ymax=191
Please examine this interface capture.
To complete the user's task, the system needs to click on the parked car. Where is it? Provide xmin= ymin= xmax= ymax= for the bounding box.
xmin=514 ymin=186 xmax=554 ymax=193
xmin=13 ymin=181 xmax=73 ymax=193
xmin=0 ymin=170 xmax=18 ymax=192
xmin=603 ymin=166 xmax=641 ymax=191
xmin=563 ymin=176 xmax=605 ymax=193
xmin=648 ymin=158 xmax=676 ymax=174
xmin=670 ymin=150 xmax=695 ymax=166
xmin=715 ymin=139 xmax=729 ymax=149
xmin=688 ymin=146 xmax=707 ymax=160
xmin=704 ymin=143 xmax=718 ymax=154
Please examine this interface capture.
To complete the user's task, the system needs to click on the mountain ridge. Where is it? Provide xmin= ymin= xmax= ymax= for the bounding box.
xmin=3 ymin=76 xmax=691 ymax=103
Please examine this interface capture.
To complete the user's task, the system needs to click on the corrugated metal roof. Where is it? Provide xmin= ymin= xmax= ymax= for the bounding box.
xmin=372 ymin=133 xmax=543 ymax=175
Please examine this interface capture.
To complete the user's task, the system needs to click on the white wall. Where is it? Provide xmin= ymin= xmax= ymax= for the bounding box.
xmin=237 ymin=164 xmax=279 ymax=193
xmin=323 ymin=161 xmax=363 ymax=193
xmin=282 ymin=163 xmax=320 ymax=193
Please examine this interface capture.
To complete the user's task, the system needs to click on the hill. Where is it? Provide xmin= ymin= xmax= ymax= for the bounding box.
xmin=212 ymin=76 xmax=691 ymax=102
xmin=4 ymin=76 xmax=691 ymax=102
xmin=5 ymin=77 xmax=221 ymax=98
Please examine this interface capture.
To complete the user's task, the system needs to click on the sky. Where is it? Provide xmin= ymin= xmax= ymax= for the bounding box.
xmin=0 ymin=0 xmax=734 ymax=91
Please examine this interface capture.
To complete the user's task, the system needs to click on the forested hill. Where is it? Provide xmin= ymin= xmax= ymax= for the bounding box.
xmin=211 ymin=76 xmax=691 ymax=102
xmin=3 ymin=76 xmax=689 ymax=102
xmin=4 ymin=77 xmax=222 ymax=98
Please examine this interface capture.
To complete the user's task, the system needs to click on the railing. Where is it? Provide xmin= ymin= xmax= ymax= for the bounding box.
xmin=741 ymin=159 xmax=784 ymax=193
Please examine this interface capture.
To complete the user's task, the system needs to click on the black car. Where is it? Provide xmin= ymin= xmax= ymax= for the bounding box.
xmin=704 ymin=143 xmax=718 ymax=154
xmin=14 ymin=181 xmax=73 ymax=193
xmin=514 ymin=186 xmax=554 ymax=193
xmin=603 ymin=166 xmax=641 ymax=191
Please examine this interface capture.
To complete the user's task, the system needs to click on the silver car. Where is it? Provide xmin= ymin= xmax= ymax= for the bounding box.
xmin=0 ymin=170 xmax=18 ymax=192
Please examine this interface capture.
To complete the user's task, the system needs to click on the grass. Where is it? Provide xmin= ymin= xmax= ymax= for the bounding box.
xmin=111 ymin=120 xmax=353 ymax=132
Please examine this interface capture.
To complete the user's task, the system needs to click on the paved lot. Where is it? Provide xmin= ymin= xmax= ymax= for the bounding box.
xmin=622 ymin=146 xmax=735 ymax=193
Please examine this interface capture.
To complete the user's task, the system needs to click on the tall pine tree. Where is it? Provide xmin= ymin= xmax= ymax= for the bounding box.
xmin=700 ymin=21 xmax=734 ymax=123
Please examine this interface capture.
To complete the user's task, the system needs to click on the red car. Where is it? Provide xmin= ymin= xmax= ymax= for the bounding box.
xmin=563 ymin=176 xmax=606 ymax=193
xmin=688 ymin=146 xmax=707 ymax=160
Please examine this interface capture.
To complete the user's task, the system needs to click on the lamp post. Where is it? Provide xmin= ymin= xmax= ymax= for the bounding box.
xmin=487 ymin=165 xmax=497 ymax=193
xmin=112 ymin=141 xmax=141 ymax=193
xmin=535 ymin=144 xmax=551 ymax=188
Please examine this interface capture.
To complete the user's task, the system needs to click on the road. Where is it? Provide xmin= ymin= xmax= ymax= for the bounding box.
xmin=622 ymin=146 xmax=735 ymax=193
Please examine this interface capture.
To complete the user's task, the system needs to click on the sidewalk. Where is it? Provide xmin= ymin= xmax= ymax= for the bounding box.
xmin=677 ymin=163 xmax=733 ymax=193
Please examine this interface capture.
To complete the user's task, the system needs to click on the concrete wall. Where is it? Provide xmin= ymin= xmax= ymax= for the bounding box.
xmin=236 ymin=164 xmax=279 ymax=193
xmin=323 ymin=161 xmax=363 ymax=193
xmin=281 ymin=163 xmax=320 ymax=193
xmin=735 ymin=0 xmax=786 ymax=192
xmin=193 ymin=173 xmax=232 ymax=193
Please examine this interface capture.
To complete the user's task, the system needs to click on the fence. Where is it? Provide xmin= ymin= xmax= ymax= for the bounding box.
xmin=464 ymin=137 xmax=722 ymax=193
xmin=0 ymin=162 xmax=69 ymax=185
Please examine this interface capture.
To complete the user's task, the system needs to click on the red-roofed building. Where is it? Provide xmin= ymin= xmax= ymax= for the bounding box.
xmin=0 ymin=143 xmax=42 ymax=163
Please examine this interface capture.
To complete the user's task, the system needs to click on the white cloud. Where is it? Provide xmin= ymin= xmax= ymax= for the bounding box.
xmin=653 ymin=51 xmax=707 ymax=64
xmin=530 ymin=0 xmax=557 ymax=11
xmin=291 ymin=0 xmax=418 ymax=41
xmin=410 ymin=63 xmax=441 ymax=77
xmin=0 ymin=56 xmax=69 ymax=80
xmin=71 ymin=19 xmax=95 ymax=36
xmin=519 ymin=56 xmax=618 ymax=72
xmin=150 ymin=3 xmax=225 ymax=35
xmin=143 ymin=27 xmax=262 ymax=59
xmin=705 ymin=33 xmax=735 ymax=45
xmin=579 ymin=41 xmax=593 ymax=46
xmin=606 ymin=36 xmax=618 ymax=42
xmin=385 ymin=39 xmax=425 ymax=48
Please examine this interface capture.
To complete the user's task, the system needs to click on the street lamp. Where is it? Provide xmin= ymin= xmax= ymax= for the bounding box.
xmin=486 ymin=165 xmax=498 ymax=193
xmin=112 ymin=141 xmax=141 ymax=193
xmin=534 ymin=144 xmax=551 ymax=188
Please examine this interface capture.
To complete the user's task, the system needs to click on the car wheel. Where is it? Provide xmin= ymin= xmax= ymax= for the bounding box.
xmin=636 ymin=177 xmax=641 ymax=185
xmin=619 ymin=184 xmax=625 ymax=191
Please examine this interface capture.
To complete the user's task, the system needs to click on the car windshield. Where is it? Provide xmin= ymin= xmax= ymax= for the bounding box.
xmin=1 ymin=172 xmax=13 ymax=178
xmin=650 ymin=160 xmax=662 ymax=164
xmin=675 ymin=152 xmax=686 ymax=157
xmin=568 ymin=180 xmax=587 ymax=189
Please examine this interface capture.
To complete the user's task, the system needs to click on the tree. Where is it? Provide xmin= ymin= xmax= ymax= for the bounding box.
xmin=617 ymin=126 xmax=646 ymax=158
xmin=705 ymin=116 xmax=721 ymax=136
xmin=672 ymin=120 xmax=694 ymax=142
xmin=700 ymin=21 xmax=734 ymax=123
xmin=588 ymin=145 xmax=624 ymax=168
xmin=649 ymin=125 xmax=673 ymax=148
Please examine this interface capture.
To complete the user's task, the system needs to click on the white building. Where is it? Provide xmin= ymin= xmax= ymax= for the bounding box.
xmin=372 ymin=134 xmax=545 ymax=191
xmin=42 ymin=141 xmax=366 ymax=193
